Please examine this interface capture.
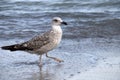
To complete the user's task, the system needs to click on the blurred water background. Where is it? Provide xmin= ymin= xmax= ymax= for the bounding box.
xmin=0 ymin=0 xmax=120 ymax=40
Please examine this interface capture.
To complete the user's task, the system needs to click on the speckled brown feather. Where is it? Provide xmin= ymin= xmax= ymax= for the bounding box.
xmin=1 ymin=30 xmax=51 ymax=51
xmin=21 ymin=30 xmax=51 ymax=50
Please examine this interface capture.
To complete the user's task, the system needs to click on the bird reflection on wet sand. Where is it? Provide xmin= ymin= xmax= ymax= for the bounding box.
xmin=32 ymin=64 xmax=63 ymax=80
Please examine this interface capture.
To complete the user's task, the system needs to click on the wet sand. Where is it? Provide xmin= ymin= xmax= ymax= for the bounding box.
xmin=0 ymin=37 xmax=120 ymax=80
xmin=68 ymin=57 xmax=120 ymax=80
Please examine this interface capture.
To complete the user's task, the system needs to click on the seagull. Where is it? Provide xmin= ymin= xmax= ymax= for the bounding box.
xmin=1 ymin=17 xmax=67 ymax=66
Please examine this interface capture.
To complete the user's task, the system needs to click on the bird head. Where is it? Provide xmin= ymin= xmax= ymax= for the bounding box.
xmin=52 ymin=17 xmax=67 ymax=26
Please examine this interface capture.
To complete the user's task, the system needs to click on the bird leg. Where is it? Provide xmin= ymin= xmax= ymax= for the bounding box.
xmin=46 ymin=53 xmax=64 ymax=63
xmin=39 ymin=55 xmax=43 ymax=67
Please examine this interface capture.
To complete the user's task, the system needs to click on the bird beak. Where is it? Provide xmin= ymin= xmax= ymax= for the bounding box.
xmin=61 ymin=21 xmax=67 ymax=25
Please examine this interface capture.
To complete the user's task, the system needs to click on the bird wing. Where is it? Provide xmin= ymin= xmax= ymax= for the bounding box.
xmin=20 ymin=30 xmax=51 ymax=51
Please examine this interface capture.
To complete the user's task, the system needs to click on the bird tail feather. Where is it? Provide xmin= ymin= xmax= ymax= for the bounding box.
xmin=1 ymin=43 xmax=33 ymax=51
xmin=1 ymin=44 xmax=22 ymax=51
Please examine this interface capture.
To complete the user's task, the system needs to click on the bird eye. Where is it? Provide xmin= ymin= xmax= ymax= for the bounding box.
xmin=53 ymin=19 xmax=58 ymax=22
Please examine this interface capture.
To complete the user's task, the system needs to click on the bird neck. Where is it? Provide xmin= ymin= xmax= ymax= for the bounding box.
xmin=52 ymin=25 xmax=62 ymax=33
